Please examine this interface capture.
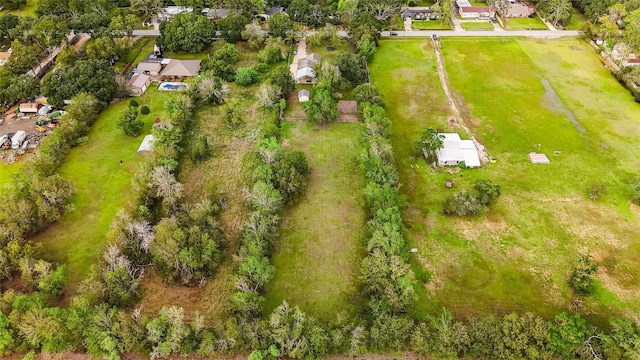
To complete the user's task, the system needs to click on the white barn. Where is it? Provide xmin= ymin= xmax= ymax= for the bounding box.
xmin=436 ymin=133 xmax=481 ymax=167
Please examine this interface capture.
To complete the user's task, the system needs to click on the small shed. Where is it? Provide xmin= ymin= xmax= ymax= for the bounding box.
xmin=528 ymin=152 xmax=550 ymax=164
xmin=298 ymin=89 xmax=310 ymax=102
xmin=137 ymin=134 xmax=155 ymax=155
xmin=11 ymin=131 xmax=26 ymax=149
xmin=337 ymin=100 xmax=358 ymax=114
xmin=19 ymin=103 xmax=39 ymax=114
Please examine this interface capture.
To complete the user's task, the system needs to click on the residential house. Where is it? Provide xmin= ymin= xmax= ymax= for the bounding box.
xmin=295 ymin=54 xmax=320 ymax=84
xmin=400 ymin=7 xmax=436 ymax=20
xmin=459 ymin=6 xmax=495 ymax=19
xmin=161 ymin=59 xmax=202 ymax=78
xmin=265 ymin=7 xmax=285 ymax=18
xmin=129 ymin=74 xmax=152 ymax=95
xmin=435 ymin=133 xmax=481 ymax=167
xmin=298 ymin=89 xmax=310 ymax=102
xmin=202 ymin=8 xmax=233 ymax=19
xmin=159 ymin=6 xmax=193 ymax=20
xmin=504 ymin=3 xmax=534 ymax=18
xmin=135 ymin=62 xmax=162 ymax=76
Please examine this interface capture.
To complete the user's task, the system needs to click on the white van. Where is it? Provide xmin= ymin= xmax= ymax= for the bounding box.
xmin=11 ymin=131 xmax=26 ymax=149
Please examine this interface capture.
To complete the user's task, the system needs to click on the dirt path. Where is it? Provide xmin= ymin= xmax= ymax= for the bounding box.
xmin=431 ymin=39 xmax=490 ymax=163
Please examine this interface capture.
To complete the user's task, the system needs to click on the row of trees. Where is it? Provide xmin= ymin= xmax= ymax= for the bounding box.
xmin=356 ymin=84 xmax=416 ymax=317
xmin=4 ymin=285 xmax=640 ymax=360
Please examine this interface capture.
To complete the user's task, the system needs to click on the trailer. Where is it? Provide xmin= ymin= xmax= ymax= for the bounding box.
xmin=11 ymin=130 xmax=26 ymax=149
xmin=0 ymin=135 xmax=9 ymax=150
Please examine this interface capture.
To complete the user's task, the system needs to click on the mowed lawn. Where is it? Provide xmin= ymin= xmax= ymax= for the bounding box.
xmin=31 ymin=88 xmax=173 ymax=286
xmin=265 ymin=122 xmax=367 ymax=321
xmin=370 ymin=38 xmax=640 ymax=325
xmin=0 ymin=162 xmax=22 ymax=185
xmin=504 ymin=17 xmax=548 ymax=30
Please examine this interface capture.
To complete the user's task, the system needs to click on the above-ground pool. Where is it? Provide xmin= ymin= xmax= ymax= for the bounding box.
xmin=158 ymin=82 xmax=189 ymax=91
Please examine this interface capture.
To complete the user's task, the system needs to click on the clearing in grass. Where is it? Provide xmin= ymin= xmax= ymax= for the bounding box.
xmin=265 ymin=121 xmax=367 ymax=321
xmin=370 ymin=38 xmax=640 ymax=326
xmin=29 ymin=88 xmax=171 ymax=288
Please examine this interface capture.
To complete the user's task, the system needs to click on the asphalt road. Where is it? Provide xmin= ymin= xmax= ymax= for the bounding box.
xmin=381 ymin=30 xmax=581 ymax=38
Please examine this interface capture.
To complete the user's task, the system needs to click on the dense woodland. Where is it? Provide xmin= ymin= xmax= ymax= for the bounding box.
xmin=1 ymin=0 xmax=640 ymax=358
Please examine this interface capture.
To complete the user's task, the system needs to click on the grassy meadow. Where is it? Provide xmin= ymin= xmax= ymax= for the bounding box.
xmin=370 ymin=38 xmax=640 ymax=325
xmin=566 ymin=7 xmax=589 ymax=30
xmin=0 ymin=162 xmax=21 ymax=185
xmin=265 ymin=122 xmax=367 ymax=321
xmin=30 ymin=88 xmax=172 ymax=286
xmin=504 ymin=17 xmax=548 ymax=30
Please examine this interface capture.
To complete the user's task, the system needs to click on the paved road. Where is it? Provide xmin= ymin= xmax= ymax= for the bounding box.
xmin=132 ymin=29 xmax=161 ymax=36
xmin=381 ymin=30 xmax=581 ymax=38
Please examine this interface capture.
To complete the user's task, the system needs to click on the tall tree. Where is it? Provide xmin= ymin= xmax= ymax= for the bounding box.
xmin=131 ymin=0 xmax=164 ymax=22
xmin=32 ymin=15 xmax=68 ymax=53
xmin=159 ymin=13 xmax=216 ymax=53
xmin=303 ymin=85 xmax=338 ymax=124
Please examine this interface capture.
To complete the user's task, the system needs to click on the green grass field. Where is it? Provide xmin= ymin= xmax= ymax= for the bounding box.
xmin=412 ymin=20 xmax=453 ymax=30
xmin=0 ymin=162 xmax=22 ymax=185
xmin=461 ymin=22 xmax=494 ymax=31
xmin=265 ymin=122 xmax=367 ymax=321
xmin=504 ymin=17 xmax=548 ymax=30
xmin=114 ymin=37 xmax=156 ymax=74
xmin=30 ymin=88 xmax=173 ymax=286
xmin=3 ymin=0 xmax=36 ymax=16
xmin=370 ymin=38 xmax=640 ymax=326
xmin=565 ymin=7 xmax=589 ymax=30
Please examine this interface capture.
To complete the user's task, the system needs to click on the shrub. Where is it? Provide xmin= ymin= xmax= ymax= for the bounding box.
xmin=129 ymin=99 xmax=139 ymax=107
xmin=140 ymin=105 xmax=150 ymax=114
xmin=235 ymin=67 xmax=259 ymax=86
xmin=587 ymin=182 xmax=606 ymax=201
xmin=473 ymin=179 xmax=501 ymax=205
xmin=191 ymin=134 xmax=211 ymax=162
xmin=443 ymin=190 xmax=483 ymax=216
xmin=569 ymin=254 xmax=598 ymax=296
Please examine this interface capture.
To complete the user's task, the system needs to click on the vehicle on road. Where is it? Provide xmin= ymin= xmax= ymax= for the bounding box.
xmin=390 ymin=32 xmax=399 ymax=36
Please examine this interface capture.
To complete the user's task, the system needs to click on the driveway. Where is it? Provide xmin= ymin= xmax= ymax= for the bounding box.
xmin=289 ymin=39 xmax=308 ymax=80
xmin=132 ymin=29 xmax=160 ymax=36
xmin=404 ymin=17 xmax=412 ymax=32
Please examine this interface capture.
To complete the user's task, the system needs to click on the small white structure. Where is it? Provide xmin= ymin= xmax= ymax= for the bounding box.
xmin=298 ymin=89 xmax=310 ymax=102
xmin=159 ymin=6 xmax=193 ymax=20
xmin=459 ymin=6 xmax=495 ymax=19
xmin=37 ymin=105 xmax=52 ymax=116
xmin=137 ymin=134 xmax=155 ymax=155
xmin=528 ymin=152 xmax=550 ymax=164
xmin=436 ymin=133 xmax=481 ymax=167
xmin=11 ymin=131 xmax=26 ymax=149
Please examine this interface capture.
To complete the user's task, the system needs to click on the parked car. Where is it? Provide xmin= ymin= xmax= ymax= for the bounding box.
xmin=390 ymin=32 xmax=399 ymax=36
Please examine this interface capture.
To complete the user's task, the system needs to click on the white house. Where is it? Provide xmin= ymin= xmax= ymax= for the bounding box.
xmin=159 ymin=6 xmax=193 ymax=20
xmin=295 ymin=53 xmax=320 ymax=84
xmin=436 ymin=133 xmax=481 ymax=167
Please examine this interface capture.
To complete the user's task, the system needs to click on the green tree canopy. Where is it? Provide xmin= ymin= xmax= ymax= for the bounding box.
xmin=159 ymin=13 xmax=216 ymax=53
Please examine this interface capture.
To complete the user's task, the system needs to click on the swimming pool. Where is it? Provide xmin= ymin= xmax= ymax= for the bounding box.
xmin=158 ymin=82 xmax=188 ymax=91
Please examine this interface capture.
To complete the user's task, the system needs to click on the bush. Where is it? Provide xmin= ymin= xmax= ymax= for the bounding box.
xmin=191 ymin=134 xmax=211 ymax=162
xmin=129 ymin=99 xmax=139 ymax=107
xmin=140 ymin=105 xmax=150 ymax=114
xmin=587 ymin=182 xmax=606 ymax=201
xmin=569 ymin=254 xmax=598 ymax=296
xmin=473 ymin=179 xmax=501 ymax=205
xmin=117 ymin=108 xmax=144 ymax=136
xmin=235 ymin=67 xmax=259 ymax=86
xmin=443 ymin=190 xmax=483 ymax=216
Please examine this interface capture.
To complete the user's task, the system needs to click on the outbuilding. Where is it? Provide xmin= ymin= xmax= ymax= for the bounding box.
xmin=435 ymin=133 xmax=481 ymax=167
xmin=129 ymin=74 xmax=151 ymax=95
xmin=19 ymin=103 xmax=39 ymax=114
xmin=135 ymin=62 xmax=162 ymax=76
xmin=298 ymin=89 xmax=310 ymax=102
xmin=137 ymin=134 xmax=155 ymax=155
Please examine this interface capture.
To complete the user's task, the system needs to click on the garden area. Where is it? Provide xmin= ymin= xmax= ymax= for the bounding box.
xmin=370 ymin=38 xmax=640 ymax=325
xmin=265 ymin=122 xmax=367 ymax=321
